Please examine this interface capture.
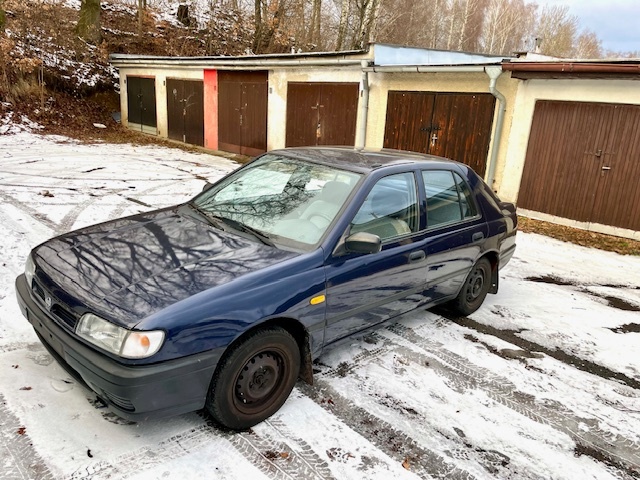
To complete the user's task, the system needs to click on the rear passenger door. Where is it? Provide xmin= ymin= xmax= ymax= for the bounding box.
xmin=422 ymin=169 xmax=487 ymax=303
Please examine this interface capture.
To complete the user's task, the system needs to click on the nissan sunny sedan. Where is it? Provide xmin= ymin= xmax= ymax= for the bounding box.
xmin=15 ymin=147 xmax=517 ymax=430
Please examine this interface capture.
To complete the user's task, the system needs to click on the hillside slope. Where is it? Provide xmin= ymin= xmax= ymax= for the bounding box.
xmin=0 ymin=0 xmax=251 ymax=140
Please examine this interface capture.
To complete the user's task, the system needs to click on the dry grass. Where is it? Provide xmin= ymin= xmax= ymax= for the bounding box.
xmin=518 ymin=216 xmax=640 ymax=256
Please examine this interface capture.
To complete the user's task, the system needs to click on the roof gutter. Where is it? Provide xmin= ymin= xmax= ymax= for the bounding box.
xmin=503 ymin=62 xmax=640 ymax=74
xmin=364 ymin=65 xmax=488 ymax=73
xmin=363 ymin=63 xmax=506 ymax=188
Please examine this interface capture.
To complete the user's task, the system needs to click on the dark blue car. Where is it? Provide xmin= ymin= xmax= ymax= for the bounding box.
xmin=15 ymin=147 xmax=517 ymax=430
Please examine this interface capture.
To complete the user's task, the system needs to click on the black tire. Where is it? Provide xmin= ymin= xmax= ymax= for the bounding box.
xmin=205 ymin=326 xmax=300 ymax=430
xmin=449 ymin=257 xmax=492 ymax=316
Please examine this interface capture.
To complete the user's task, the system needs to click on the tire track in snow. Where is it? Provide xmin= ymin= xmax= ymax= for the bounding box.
xmin=316 ymin=339 xmax=528 ymax=479
xmin=380 ymin=323 xmax=640 ymax=478
xmin=298 ymin=381 xmax=477 ymax=480
xmin=59 ymin=414 xmax=334 ymax=480
xmin=0 ymin=192 xmax=59 ymax=232
xmin=264 ymin=418 xmax=336 ymax=479
xmin=62 ymin=421 xmax=242 ymax=480
xmin=229 ymin=427 xmax=336 ymax=480
xmin=0 ymin=392 xmax=56 ymax=480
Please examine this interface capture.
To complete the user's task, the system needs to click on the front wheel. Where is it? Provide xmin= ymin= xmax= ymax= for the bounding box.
xmin=449 ymin=258 xmax=492 ymax=316
xmin=205 ymin=326 xmax=300 ymax=430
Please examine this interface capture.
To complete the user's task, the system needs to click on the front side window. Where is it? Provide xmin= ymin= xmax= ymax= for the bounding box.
xmin=350 ymin=172 xmax=419 ymax=242
xmin=423 ymin=170 xmax=477 ymax=228
xmin=193 ymin=155 xmax=361 ymax=249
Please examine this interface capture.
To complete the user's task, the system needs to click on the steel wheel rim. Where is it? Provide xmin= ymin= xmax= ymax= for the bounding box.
xmin=466 ymin=266 xmax=486 ymax=302
xmin=234 ymin=350 xmax=286 ymax=412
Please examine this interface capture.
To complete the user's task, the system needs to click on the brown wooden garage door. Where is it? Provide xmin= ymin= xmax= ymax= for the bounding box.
xmin=218 ymin=71 xmax=268 ymax=156
xmin=126 ymin=76 xmax=157 ymax=134
xmin=518 ymin=100 xmax=640 ymax=231
xmin=167 ymin=78 xmax=204 ymax=146
xmin=286 ymin=83 xmax=359 ymax=147
xmin=383 ymin=91 xmax=495 ymax=176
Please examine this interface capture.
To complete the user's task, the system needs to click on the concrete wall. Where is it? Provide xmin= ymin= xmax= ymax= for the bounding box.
xmin=119 ymin=67 xmax=204 ymax=138
xmin=501 ymin=78 xmax=640 ymax=203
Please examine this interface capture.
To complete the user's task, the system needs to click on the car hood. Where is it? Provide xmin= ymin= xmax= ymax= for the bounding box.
xmin=34 ymin=205 xmax=297 ymax=328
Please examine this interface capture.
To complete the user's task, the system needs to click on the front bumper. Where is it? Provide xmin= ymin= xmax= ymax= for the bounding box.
xmin=15 ymin=274 xmax=223 ymax=420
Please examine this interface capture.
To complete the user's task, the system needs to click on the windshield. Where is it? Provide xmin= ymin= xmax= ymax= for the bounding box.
xmin=192 ymin=154 xmax=362 ymax=250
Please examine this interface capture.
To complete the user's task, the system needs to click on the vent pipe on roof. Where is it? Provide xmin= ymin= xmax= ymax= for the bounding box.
xmin=484 ymin=65 xmax=506 ymax=191
xmin=356 ymin=60 xmax=370 ymax=149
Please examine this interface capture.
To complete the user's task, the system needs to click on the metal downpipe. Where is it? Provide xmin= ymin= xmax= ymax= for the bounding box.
xmin=356 ymin=60 xmax=370 ymax=149
xmin=484 ymin=66 xmax=506 ymax=190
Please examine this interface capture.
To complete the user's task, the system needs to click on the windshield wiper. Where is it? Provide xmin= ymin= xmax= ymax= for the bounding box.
xmin=220 ymin=217 xmax=276 ymax=247
xmin=189 ymin=204 xmax=227 ymax=230
xmin=190 ymin=205 xmax=275 ymax=247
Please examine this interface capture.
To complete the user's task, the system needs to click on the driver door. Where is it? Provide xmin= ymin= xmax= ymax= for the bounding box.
xmin=323 ymin=171 xmax=428 ymax=345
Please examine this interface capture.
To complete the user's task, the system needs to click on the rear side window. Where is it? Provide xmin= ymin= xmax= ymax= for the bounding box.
xmin=422 ymin=170 xmax=477 ymax=228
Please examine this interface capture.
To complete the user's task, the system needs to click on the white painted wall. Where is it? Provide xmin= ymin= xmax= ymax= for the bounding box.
xmin=501 ymin=78 xmax=640 ymax=203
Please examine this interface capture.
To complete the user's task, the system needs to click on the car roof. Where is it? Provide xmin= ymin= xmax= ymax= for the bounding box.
xmin=266 ymin=147 xmax=461 ymax=173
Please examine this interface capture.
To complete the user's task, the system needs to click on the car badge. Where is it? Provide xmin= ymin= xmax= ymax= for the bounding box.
xmin=45 ymin=295 xmax=53 ymax=309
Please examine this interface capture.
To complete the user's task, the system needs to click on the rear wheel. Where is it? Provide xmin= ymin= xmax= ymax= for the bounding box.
xmin=205 ymin=326 xmax=300 ymax=430
xmin=449 ymin=257 xmax=492 ymax=316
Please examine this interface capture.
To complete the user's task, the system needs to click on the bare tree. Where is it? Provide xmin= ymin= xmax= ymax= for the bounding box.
xmin=535 ymin=5 xmax=577 ymax=57
xmin=310 ymin=0 xmax=322 ymax=47
xmin=0 ymin=0 xmax=5 ymax=33
xmin=352 ymin=0 xmax=382 ymax=49
xmin=574 ymin=30 xmax=601 ymax=59
xmin=480 ymin=0 xmax=535 ymax=54
xmin=336 ymin=0 xmax=350 ymax=50
xmin=137 ymin=0 xmax=146 ymax=37
xmin=77 ymin=0 xmax=102 ymax=45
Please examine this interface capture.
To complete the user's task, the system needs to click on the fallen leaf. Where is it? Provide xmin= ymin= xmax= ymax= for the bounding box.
xmin=17 ymin=427 xmax=26 ymax=435
xmin=87 ymin=449 xmax=93 ymax=458
xmin=402 ymin=457 xmax=410 ymax=470
xmin=19 ymin=386 xmax=32 ymax=391
xmin=280 ymin=452 xmax=289 ymax=459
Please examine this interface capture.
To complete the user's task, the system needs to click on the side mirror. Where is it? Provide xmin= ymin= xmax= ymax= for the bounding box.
xmin=344 ymin=232 xmax=381 ymax=255
xmin=202 ymin=182 xmax=214 ymax=191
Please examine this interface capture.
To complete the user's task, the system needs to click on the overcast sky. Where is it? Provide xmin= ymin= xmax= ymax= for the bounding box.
xmin=536 ymin=0 xmax=640 ymax=54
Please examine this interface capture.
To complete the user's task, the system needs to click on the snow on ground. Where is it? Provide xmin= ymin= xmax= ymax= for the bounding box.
xmin=0 ymin=131 xmax=639 ymax=480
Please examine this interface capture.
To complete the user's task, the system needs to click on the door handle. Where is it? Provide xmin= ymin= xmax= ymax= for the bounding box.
xmin=409 ymin=250 xmax=426 ymax=263
xmin=472 ymin=232 xmax=485 ymax=242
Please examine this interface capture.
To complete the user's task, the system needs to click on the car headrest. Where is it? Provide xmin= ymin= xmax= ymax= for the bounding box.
xmin=321 ymin=181 xmax=351 ymax=203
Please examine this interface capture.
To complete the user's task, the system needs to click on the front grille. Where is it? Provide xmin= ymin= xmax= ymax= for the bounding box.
xmin=32 ymin=281 xmax=45 ymax=300
xmin=51 ymin=304 xmax=78 ymax=330
xmin=32 ymin=279 xmax=79 ymax=331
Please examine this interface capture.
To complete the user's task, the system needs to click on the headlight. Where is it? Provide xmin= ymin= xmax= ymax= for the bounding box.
xmin=25 ymin=254 xmax=36 ymax=288
xmin=76 ymin=313 xmax=164 ymax=359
